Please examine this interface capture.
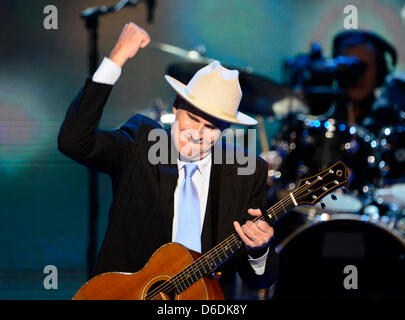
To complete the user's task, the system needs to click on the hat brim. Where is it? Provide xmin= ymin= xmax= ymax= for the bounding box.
xmin=165 ymin=75 xmax=258 ymax=126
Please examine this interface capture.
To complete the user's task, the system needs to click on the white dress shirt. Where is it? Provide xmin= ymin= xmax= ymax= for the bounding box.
xmin=92 ymin=57 xmax=268 ymax=275
xmin=172 ymin=151 xmax=212 ymax=237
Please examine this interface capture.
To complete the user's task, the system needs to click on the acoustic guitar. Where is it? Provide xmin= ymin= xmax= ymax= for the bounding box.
xmin=73 ymin=161 xmax=348 ymax=300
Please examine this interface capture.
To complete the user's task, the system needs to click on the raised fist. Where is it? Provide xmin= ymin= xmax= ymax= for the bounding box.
xmin=109 ymin=23 xmax=151 ymax=67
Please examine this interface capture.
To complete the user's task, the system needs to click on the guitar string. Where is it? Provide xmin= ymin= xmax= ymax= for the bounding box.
xmin=145 ymin=171 xmax=340 ymax=300
xmin=256 ymin=180 xmax=340 ymax=224
xmin=254 ymin=170 xmax=341 ymax=222
xmin=181 ymin=170 xmax=339 ymax=278
xmin=145 ymin=170 xmax=340 ymax=300
xmin=144 ymin=181 xmax=303 ymax=300
xmin=145 ymin=170 xmax=341 ymax=299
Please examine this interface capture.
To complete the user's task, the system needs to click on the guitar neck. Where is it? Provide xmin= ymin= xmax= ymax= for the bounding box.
xmin=172 ymin=193 xmax=297 ymax=294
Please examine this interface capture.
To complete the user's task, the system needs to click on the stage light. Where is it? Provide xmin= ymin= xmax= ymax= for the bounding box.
xmin=160 ymin=113 xmax=176 ymax=124
xmin=367 ymin=156 xmax=375 ymax=164
xmin=319 ymin=213 xmax=330 ymax=221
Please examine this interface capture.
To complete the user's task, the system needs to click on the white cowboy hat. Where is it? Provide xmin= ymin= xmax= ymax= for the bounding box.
xmin=164 ymin=60 xmax=257 ymax=126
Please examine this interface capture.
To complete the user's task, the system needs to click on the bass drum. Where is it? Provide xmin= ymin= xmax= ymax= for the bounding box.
xmin=272 ymin=215 xmax=405 ymax=300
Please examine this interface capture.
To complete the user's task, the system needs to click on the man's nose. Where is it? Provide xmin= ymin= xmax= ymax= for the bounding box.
xmin=196 ymin=123 xmax=206 ymax=134
xmin=193 ymin=123 xmax=205 ymax=137
xmin=187 ymin=125 xmax=203 ymax=142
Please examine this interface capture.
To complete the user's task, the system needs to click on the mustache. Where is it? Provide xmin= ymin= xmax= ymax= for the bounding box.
xmin=188 ymin=136 xmax=202 ymax=143
xmin=181 ymin=131 xmax=208 ymax=143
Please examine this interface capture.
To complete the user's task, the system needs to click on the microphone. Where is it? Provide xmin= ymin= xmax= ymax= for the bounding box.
xmin=146 ymin=0 xmax=156 ymax=23
xmin=81 ymin=1 xmax=140 ymax=19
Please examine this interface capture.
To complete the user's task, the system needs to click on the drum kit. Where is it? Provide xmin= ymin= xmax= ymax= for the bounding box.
xmin=148 ymin=40 xmax=405 ymax=299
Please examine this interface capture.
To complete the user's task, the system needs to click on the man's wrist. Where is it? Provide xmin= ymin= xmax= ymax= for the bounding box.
xmin=92 ymin=57 xmax=122 ymax=85
xmin=109 ymin=51 xmax=127 ymax=68
xmin=247 ymin=246 xmax=269 ymax=275
xmin=247 ymin=245 xmax=269 ymax=259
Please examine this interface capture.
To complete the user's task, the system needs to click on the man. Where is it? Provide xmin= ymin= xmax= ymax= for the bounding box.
xmin=331 ymin=30 xmax=398 ymax=129
xmin=331 ymin=30 xmax=401 ymax=186
xmin=58 ymin=23 xmax=278 ymax=299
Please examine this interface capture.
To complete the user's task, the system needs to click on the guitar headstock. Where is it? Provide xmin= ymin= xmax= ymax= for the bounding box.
xmin=294 ymin=162 xmax=349 ymax=206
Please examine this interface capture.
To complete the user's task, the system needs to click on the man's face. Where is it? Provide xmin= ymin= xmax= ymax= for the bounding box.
xmin=171 ymin=102 xmax=226 ymax=161
xmin=343 ymin=44 xmax=378 ymax=103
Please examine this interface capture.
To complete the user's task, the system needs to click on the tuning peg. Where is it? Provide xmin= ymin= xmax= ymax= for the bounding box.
xmin=320 ymin=201 xmax=326 ymax=210
xmin=331 ymin=193 xmax=337 ymax=200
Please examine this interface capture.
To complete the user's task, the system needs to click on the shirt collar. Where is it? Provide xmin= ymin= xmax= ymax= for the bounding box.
xmin=177 ymin=152 xmax=212 ymax=181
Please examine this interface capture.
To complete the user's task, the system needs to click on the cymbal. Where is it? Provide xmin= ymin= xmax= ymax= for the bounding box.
xmin=166 ymin=62 xmax=308 ymax=117
xmin=149 ymin=41 xmax=213 ymax=64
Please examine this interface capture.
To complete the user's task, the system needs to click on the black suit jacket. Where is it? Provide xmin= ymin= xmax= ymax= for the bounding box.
xmin=58 ymin=79 xmax=278 ymax=298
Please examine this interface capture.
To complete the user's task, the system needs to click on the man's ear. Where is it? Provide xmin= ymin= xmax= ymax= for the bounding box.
xmin=172 ymin=106 xmax=177 ymax=114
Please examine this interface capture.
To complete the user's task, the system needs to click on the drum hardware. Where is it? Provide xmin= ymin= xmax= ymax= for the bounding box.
xmin=373 ymin=123 xmax=405 ymax=232
xmin=375 ymin=125 xmax=405 ymax=186
xmin=273 ymin=115 xmax=379 ymax=199
xmin=374 ymin=184 xmax=405 ymax=210
xmin=362 ymin=204 xmax=380 ymax=222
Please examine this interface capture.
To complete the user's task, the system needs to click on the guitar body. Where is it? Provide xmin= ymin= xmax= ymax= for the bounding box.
xmin=73 ymin=243 xmax=224 ymax=300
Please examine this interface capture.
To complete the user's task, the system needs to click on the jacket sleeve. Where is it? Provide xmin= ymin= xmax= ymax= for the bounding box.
xmin=236 ymin=158 xmax=279 ymax=290
xmin=57 ymin=79 xmax=141 ymax=174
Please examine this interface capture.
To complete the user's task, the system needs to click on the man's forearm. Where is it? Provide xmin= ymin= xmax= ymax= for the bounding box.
xmin=57 ymin=79 xmax=113 ymax=158
xmin=59 ymin=56 xmax=119 ymax=158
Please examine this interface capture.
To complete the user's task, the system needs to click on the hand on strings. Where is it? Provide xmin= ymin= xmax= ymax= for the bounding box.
xmin=233 ymin=208 xmax=274 ymax=258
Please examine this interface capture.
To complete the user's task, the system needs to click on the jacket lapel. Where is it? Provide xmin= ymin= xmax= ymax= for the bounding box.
xmin=201 ymin=161 xmax=220 ymax=253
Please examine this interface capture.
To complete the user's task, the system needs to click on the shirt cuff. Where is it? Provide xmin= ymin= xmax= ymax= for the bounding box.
xmin=248 ymin=247 xmax=269 ymax=275
xmin=92 ymin=57 xmax=122 ymax=85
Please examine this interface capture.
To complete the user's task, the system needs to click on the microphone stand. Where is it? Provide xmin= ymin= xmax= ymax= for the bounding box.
xmin=80 ymin=0 xmax=144 ymax=279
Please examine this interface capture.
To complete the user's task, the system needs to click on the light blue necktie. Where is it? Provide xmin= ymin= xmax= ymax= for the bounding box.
xmin=176 ymin=163 xmax=201 ymax=253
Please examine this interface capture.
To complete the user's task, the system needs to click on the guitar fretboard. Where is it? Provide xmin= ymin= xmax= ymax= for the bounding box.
xmin=170 ymin=195 xmax=297 ymax=294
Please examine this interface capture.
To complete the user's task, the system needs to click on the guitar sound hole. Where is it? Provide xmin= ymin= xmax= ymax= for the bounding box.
xmin=146 ymin=280 xmax=176 ymax=300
